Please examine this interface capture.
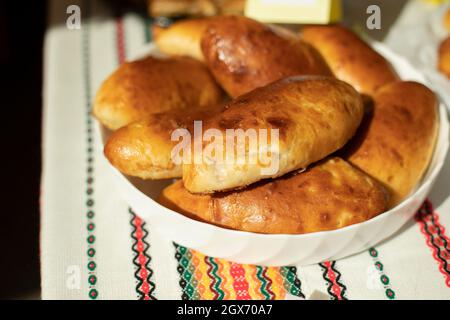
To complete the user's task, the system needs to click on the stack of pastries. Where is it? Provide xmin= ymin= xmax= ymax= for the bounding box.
xmin=94 ymin=16 xmax=439 ymax=235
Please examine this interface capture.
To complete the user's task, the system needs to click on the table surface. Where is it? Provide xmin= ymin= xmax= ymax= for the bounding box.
xmin=41 ymin=0 xmax=450 ymax=299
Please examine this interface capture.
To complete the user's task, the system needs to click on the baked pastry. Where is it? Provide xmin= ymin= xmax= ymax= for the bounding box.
xmin=147 ymin=0 xmax=245 ymax=17
xmin=183 ymin=76 xmax=364 ymax=193
xmin=153 ymin=17 xmax=298 ymax=63
xmin=93 ymin=55 xmax=222 ymax=130
xmin=301 ymin=25 xmax=399 ymax=96
xmin=148 ymin=0 xmax=217 ymax=17
xmin=160 ymin=157 xmax=388 ymax=234
xmin=153 ymin=19 xmax=208 ymax=61
xmin=104 ymin=105 xmax=223 ymax=179
xmin=444 ymin=8 xmax=450 ymax=31
xmin=438 ymin=36 xmax=450 ymax=78
xmin=345 ymin=81 xmax=438 ymax=207
xmin=201 ymin=15 xmax=333 ymax=97
xmin=215 ymin=0 xmax=245 ymax=15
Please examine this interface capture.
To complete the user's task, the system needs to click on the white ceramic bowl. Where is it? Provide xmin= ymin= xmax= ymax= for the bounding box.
xmin=99 ymin=42 xmax=449 ymax=266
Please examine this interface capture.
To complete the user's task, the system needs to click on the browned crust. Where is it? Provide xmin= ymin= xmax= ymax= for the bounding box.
xmin=154 ymin=18 xmax=209 ymax=61
xmin=201 ymin=15 xmax=333 ymax=98
xmin=301 ymin=25 xmax=399 ymax=96
xmin=104 ymin=106 xmax=224 ymax=179
xmin=160 ymin=157 xmax=388 ymax=234
xmin=183 ymin=76 xmax=364 ymax=193
xmin=438 ymin=36 xmax=450 ymax=78
xmin=93 ymin=55 xmax=222 ymax=130
xmin=346 ymin=81 xmax=438 ymax=207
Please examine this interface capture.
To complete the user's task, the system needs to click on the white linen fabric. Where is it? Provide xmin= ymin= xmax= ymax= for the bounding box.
xmin=41 ymin=0 xmax=450 ymax=300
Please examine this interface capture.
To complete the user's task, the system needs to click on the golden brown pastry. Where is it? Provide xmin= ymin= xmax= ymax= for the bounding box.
xmin=444 ymin=8 xmax=450 ymax=31
xmin=160 ymin=157 xmax=388 ymax=234
xmin=153 ymin=17 xmax=298 ymax=63
xmin=148 ymin=0 xmax=217 ymax=17
xmin=148 ymin=0 xmax=245 ymax=17
xmin=183 ymin=76 xmax=364 ymax=193
xmin=216 ymin=0 xmax=245 ymax=15
xmin=345 ymin=81 xmax=438 ymax=207
xmin=104 ymin=105 xmax=223 ymax=179
xmin=93 ymin=55 xmax=222 ymax=130
xmin=153 ymin=19 xmax=208 ymax=61
xmin=301 ymin=25 xmax=399 ymax=96
xmin=201 ymin=16 xmax=333 ymax=97
xmin=438 ymin=36 xmax=450 ymax=78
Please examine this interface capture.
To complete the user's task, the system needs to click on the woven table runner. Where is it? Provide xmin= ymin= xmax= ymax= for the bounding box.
xmin=41 ymin=0 xmax=450 ymax=300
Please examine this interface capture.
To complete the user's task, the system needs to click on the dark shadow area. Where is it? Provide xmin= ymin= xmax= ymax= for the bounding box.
xmin=0 ymin=1 xmax=46 ymax=299
xmin=46 ymin=0 xmax=148 ymax=29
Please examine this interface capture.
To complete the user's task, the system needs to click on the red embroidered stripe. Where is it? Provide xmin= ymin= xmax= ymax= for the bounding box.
xmin=229 ymin=263 xmax=251 ymax=300
xmin=130 ymin=210 xmax=156 ymax=300
xmin=416 ymin=199 xmax=450 ymax=288
xmin=319 ymin=261 xmax=347 ymax=300
xmin=114 ymin=16 xmax=156 ymax=299
xmin=116 ymin=17 xmax=126 ymax=64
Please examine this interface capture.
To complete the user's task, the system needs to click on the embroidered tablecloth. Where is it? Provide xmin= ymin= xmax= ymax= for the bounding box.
xmin=41 ymin=0 xmax=450 ymax=300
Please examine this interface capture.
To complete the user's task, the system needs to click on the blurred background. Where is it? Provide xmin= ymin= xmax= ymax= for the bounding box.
xmin=2 ymin=0 xmax=445 ymax=299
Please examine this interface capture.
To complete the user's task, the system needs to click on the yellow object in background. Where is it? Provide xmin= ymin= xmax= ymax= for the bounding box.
xmin=420 ymin=0 xmax=449 ymax=5
xmin=245 ymin=0 xmax=341 ymax=24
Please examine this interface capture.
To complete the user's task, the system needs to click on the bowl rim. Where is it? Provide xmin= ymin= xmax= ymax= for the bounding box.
xmin=104 ymin=41 xmax=450 ymax=240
